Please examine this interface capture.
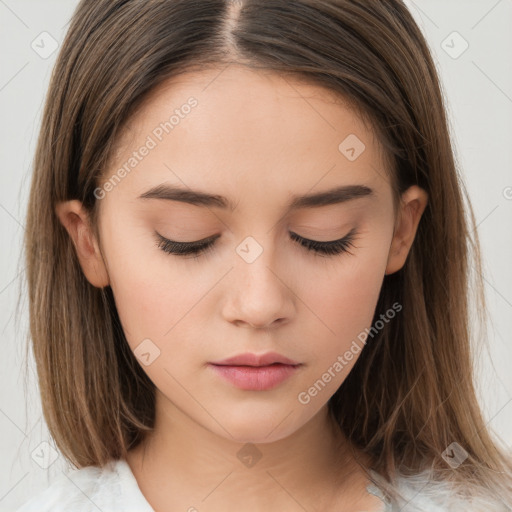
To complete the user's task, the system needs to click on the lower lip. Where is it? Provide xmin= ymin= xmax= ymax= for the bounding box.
xmin=208 ymin=363 xmax=301 ymax=391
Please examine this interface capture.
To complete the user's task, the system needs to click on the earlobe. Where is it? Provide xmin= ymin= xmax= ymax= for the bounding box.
xmin=385 ymin=186 xmax=428 ymax=276
xmin=55 ymin=200 xmax=110 ymax=288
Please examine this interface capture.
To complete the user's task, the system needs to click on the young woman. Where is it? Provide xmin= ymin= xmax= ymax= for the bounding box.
xmin=17 ymin=0 xmax=512 ymax=510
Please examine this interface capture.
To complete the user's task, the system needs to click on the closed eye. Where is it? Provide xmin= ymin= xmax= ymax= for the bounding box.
xmin=154 ymin=228 xmax=358 ymax=259
xmin=289 ymin=228 xmax=357 ymax=257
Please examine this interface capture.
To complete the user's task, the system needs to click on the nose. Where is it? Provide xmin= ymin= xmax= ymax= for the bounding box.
xmin=221 ymin=241 xmax=295 ymax=330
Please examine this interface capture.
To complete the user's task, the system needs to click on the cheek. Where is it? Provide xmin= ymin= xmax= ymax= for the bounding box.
xmin=109 ymin=265 xmax=202 ymax=355
xmin=305 ymin=271 xmax=381 ymax=360
xmin=99 ymin=217 xmax=198 ymax=352
xmin=300 ymin=239 xmax=389 ymax=362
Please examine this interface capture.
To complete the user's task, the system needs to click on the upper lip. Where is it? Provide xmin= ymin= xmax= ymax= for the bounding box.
xmin=210 ymin=351 xmax=300 ymax=367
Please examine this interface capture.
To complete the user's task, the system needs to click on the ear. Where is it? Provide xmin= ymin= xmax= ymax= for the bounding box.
xmin=385 ymin=185 xmax=428 ymax=275
xmin=55 ymin=200 xmax=110 ymax=288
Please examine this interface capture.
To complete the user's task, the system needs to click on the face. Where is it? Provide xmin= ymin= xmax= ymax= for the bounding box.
xmin=77 ymin=65 xmax=411 ymax=443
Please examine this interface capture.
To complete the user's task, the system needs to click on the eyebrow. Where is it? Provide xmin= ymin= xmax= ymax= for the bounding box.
xmin=138 ymin=183 xmax=375 ymax=211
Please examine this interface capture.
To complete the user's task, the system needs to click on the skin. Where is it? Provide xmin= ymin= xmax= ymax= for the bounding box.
xmin=56 ymin=64 xmax=428 ymax=511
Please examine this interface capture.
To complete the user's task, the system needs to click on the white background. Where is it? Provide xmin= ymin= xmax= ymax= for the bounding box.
xmin=1 ymin=1 xmax=511 ymax=510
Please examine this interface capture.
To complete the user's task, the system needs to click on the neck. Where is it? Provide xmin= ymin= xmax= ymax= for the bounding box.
xmin=126 ymin=390 xmax=377 ymax=512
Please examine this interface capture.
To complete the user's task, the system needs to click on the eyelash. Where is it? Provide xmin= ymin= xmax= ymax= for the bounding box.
xmin=155 ymin=228 xmax=358 ymax=259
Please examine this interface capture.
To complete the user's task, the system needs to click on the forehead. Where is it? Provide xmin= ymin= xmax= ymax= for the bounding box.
xmin=105 ymin=64 xmax=390 ymax=206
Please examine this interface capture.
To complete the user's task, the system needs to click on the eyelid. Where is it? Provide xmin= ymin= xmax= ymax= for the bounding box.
xmin=290 ymin=228 xmax=358 ymax=256
xmin=155 ymin=231 xmax=349 ymax=246
xmin=289 ymin=230 xmax=349 ymax=244
xmin=155 ymin=228 xmax=358 ymax=258
xmin=156 ymin=232 xmax=219 ymax=244
xmin=154 ymin=232 xmax=220 ymax=257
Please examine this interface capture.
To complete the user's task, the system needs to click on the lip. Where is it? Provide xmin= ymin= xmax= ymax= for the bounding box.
xmin=208 ymin=363 xmax=301 ymax=391
xmin=208 ymin=352 xmax=302 ymax=391
xmin=210 ymin=351 xmax=299 ymax=367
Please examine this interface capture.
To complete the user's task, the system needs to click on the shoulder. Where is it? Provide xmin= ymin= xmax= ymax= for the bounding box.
xmin=375 ymin=468 xmax=512 ymax=512
xmin=15 ymin=458 xmax=154 ymax=512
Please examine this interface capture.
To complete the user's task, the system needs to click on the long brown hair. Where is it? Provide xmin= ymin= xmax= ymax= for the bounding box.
xmin=23 ymin=0 xmax=512 ymax=506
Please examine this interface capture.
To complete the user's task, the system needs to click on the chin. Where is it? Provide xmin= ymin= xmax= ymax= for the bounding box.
xmin=207 ymin=406 xmax=302 ymax=445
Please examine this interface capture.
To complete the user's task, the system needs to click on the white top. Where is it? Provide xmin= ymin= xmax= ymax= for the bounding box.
xmin=15 ymin=458 xmax=510 ymax=512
